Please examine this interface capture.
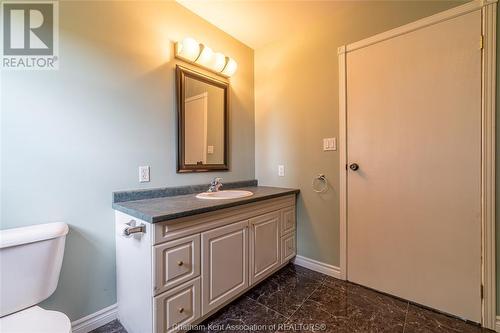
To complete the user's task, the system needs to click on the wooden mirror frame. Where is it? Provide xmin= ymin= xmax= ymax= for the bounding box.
xmin=176 ymin=65 xmax=229 ymax=173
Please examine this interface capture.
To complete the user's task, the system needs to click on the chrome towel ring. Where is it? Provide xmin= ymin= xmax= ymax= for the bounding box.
xmin=312 ymin=174 xmax=328 ymax=193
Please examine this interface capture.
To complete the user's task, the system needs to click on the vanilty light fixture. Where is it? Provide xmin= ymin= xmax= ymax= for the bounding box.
xmin=175 ymin=37 xmax=237 ymax=77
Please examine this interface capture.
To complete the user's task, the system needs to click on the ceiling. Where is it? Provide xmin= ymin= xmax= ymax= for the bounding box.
xmin=176 ymin=0 xmax=352 ymax=49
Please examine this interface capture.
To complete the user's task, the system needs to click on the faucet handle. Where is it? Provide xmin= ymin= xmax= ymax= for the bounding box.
xmin=211 ymin=177 xmax=222 ymax=186
xmin=208 ymin=177 xmax=223 ymax=192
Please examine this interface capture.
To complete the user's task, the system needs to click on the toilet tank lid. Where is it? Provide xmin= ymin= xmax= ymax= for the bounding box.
xmin=0 ymin=222 xmax=69 ymax=249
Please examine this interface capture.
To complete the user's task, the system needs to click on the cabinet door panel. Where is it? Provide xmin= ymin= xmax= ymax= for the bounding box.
xmin=201 ymin=220 xmax=248 ymax=315
xmin=154 ymin=234 xmax=200 ymax=295
xmin=250 ymin=211 xmax=280 ymax=285
xmin=281 ymin=232 xmax=296 ymax=264
xmin=281 ymin=207 xmax=296 ymax=235
xmin=154 ymin=277 xmax=201 ymax=333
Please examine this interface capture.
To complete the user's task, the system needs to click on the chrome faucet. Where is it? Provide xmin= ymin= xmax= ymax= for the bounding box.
xmin=208 ymin=177 xmax=223 ymax=192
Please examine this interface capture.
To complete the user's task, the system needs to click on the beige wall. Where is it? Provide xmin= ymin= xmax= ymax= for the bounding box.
xmin=255 ymin=1 xmax=465 ymax=267
xmin=1 ymin=1 xmax=254 ymax=321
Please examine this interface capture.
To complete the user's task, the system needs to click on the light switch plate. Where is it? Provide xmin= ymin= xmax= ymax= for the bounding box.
xmin=323 ymin=138 xmax=336 ymax=151
xmin=207 ymin=145 xmax=214 ymax=154
xmin=139 ymin=166 xmax=150 ymax=183
xmin=278 ymin=165 xmax=285 ymax=177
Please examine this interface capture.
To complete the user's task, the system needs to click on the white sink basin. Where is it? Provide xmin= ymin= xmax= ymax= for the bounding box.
xmin=196 ymin=190 xmax=254 ymax=200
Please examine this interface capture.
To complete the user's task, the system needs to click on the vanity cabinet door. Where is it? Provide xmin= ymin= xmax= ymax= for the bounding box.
xmin=153 ymin=234 xmax=200 ymax=295
xmin=154 ymin=277 xmax=201 ymax=333
xmin=281 ymin=207 xmax=296 ymax=235
xmin=201 ymin=220 xmax=248 ymax=315
xmin=281 ymin=232 xmax=296 ymax=264
xmin=249 ymin=211 xmax=281 ymax=285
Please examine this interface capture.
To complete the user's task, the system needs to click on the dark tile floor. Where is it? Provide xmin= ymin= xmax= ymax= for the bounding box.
xmin=90 ymin=264 xmax=492 ymax=333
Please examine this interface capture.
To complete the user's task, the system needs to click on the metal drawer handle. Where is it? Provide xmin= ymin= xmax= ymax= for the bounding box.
xmin=178 ymin=307 xmax=184 ymax=313
xmin=177 ymin=261 xmax=184 ymax=266
xmin=123 ymin=220 xmax=146 ymax=237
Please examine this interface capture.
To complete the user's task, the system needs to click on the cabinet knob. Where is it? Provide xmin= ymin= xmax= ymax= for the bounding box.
xmin=177 ymin=261 xmax=184 ymax=266
xmin=178 ymin=307 xmax=184 ymax=313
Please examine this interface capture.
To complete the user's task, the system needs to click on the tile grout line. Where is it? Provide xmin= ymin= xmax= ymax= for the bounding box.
xmin=249 ymin=266 xmax=329 ymax=323
xmin=243 ymin=295 xmax=288 ymax=322
xmin=402 ymin=301 xmax=410 ymax=333
xmin=283 ymin=275 xmax=326 ymax=322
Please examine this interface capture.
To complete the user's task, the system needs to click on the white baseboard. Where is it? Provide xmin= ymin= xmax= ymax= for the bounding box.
xmin=71 ymin=303 xmax=118 ymax=333
xmin=293 ymin=255 xmax=341 ymax=279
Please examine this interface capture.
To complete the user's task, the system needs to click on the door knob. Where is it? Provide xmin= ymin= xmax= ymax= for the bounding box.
xmin=349 ymin=163 xmax=359 ymax=171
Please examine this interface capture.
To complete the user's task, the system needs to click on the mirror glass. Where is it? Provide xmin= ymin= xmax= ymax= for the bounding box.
xmin=177 ymin=66 xmax=228 ymax=172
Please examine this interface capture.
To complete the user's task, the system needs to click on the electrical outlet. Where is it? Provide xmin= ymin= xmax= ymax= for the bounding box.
xmin=139 ymin=166 xmax=150 ymax=183
xmin=278 ymin=165 xmax=285 ymax=177
xmin=207 ymin=145 xmax=214 ymax=154
xmin=323 ymin=138 xmax=336 ymax=151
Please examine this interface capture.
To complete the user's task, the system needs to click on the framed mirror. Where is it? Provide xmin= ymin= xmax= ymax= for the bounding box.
xmin=176 ymin=65 xmax=229 ymax=173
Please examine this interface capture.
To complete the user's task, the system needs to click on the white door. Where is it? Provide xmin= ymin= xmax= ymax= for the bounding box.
xmin=184 ymin=93 xmax=208 ymax=165
xmin=346 ymin=11 xmax=481 ymax=322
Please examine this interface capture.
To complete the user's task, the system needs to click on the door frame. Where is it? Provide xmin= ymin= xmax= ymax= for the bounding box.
xmin=184 ymin=92 xmax=208 ymax=164
xmin=337 ymin=0 xmax=497 ymax=328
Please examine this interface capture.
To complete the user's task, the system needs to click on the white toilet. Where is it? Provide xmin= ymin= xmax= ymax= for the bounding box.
xmin=0 ymin=222 xmax=71 ymax=333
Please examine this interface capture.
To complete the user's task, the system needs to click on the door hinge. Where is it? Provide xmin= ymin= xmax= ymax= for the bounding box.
xmin=480 ymin=35 xmax=484 ymax=50
xmin=481 ymin=284 xmax=484 ymax=299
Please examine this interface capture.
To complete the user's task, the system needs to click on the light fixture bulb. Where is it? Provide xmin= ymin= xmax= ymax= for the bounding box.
xmin=221 ymin=57 xmax=237 ymax=77
xmin=175 ymin=37 xmax=237 ymax=78
xmin=176 ymin=37 xmax=200 ymax=62
xmin=196 ymin=45 xmax=213 ymax=67
xmin=211 ymin=52 xmax=226 ymax=72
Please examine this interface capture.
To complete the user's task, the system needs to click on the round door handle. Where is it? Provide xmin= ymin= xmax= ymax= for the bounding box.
xmin=177 ymin=261 xmax=183 ymax=266
xmin=349 ymin=163 xmax=359 ymax=171
xmin=178 ymin=307 xmax=184 ymax=313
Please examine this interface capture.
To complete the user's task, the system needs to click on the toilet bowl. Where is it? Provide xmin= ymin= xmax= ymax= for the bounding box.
xmin=0 ymin=306 xmax=71 ymax=333
xmin=0 ymin=222 xmax=71 ymax=333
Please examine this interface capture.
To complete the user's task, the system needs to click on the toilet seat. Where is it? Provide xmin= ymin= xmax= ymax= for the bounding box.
xmin=0 ymin=306 xmax=71 ymax=333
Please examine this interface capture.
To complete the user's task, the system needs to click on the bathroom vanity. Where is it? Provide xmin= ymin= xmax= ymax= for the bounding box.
xmin=112 ymin=182 xmax=299 ymax=333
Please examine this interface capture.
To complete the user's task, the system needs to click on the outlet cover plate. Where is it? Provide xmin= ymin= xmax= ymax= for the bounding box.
xmin=139 ymin=166 xmax=150 ymax=183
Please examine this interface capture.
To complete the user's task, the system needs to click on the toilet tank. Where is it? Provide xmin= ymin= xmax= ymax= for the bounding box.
xmin=0 ymin=222 xmax=69 ymax=317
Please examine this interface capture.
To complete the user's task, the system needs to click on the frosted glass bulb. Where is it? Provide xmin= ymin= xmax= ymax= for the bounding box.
xmin=211 ymin=52 xmax=226 ymax=72
xmin=196 ymin=45 xmax=213 ymax=66
xmin=176 ymin=37 xmax=200 ymax=61
xmin=221 ymin=57 xmax=237 ymax=76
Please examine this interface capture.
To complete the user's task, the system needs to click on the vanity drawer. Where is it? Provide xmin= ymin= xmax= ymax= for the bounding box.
xmin=154 ymin=277 xmax=201 ymax=333
xmin=281 ymin=232 xmax=296 ymax=264
xmin=281 ymin=207 xmax=296 ymax=235
xmin=154 ymin=234 xmax=200 ymax=295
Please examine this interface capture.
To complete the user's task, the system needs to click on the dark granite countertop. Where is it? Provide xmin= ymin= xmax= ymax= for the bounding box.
xmin=112 ymin=184 xmax=299 ymax=223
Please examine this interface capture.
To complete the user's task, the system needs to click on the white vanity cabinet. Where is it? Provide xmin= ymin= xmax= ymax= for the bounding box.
xmin=115 ymin=194 xmax=296 ymax=333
